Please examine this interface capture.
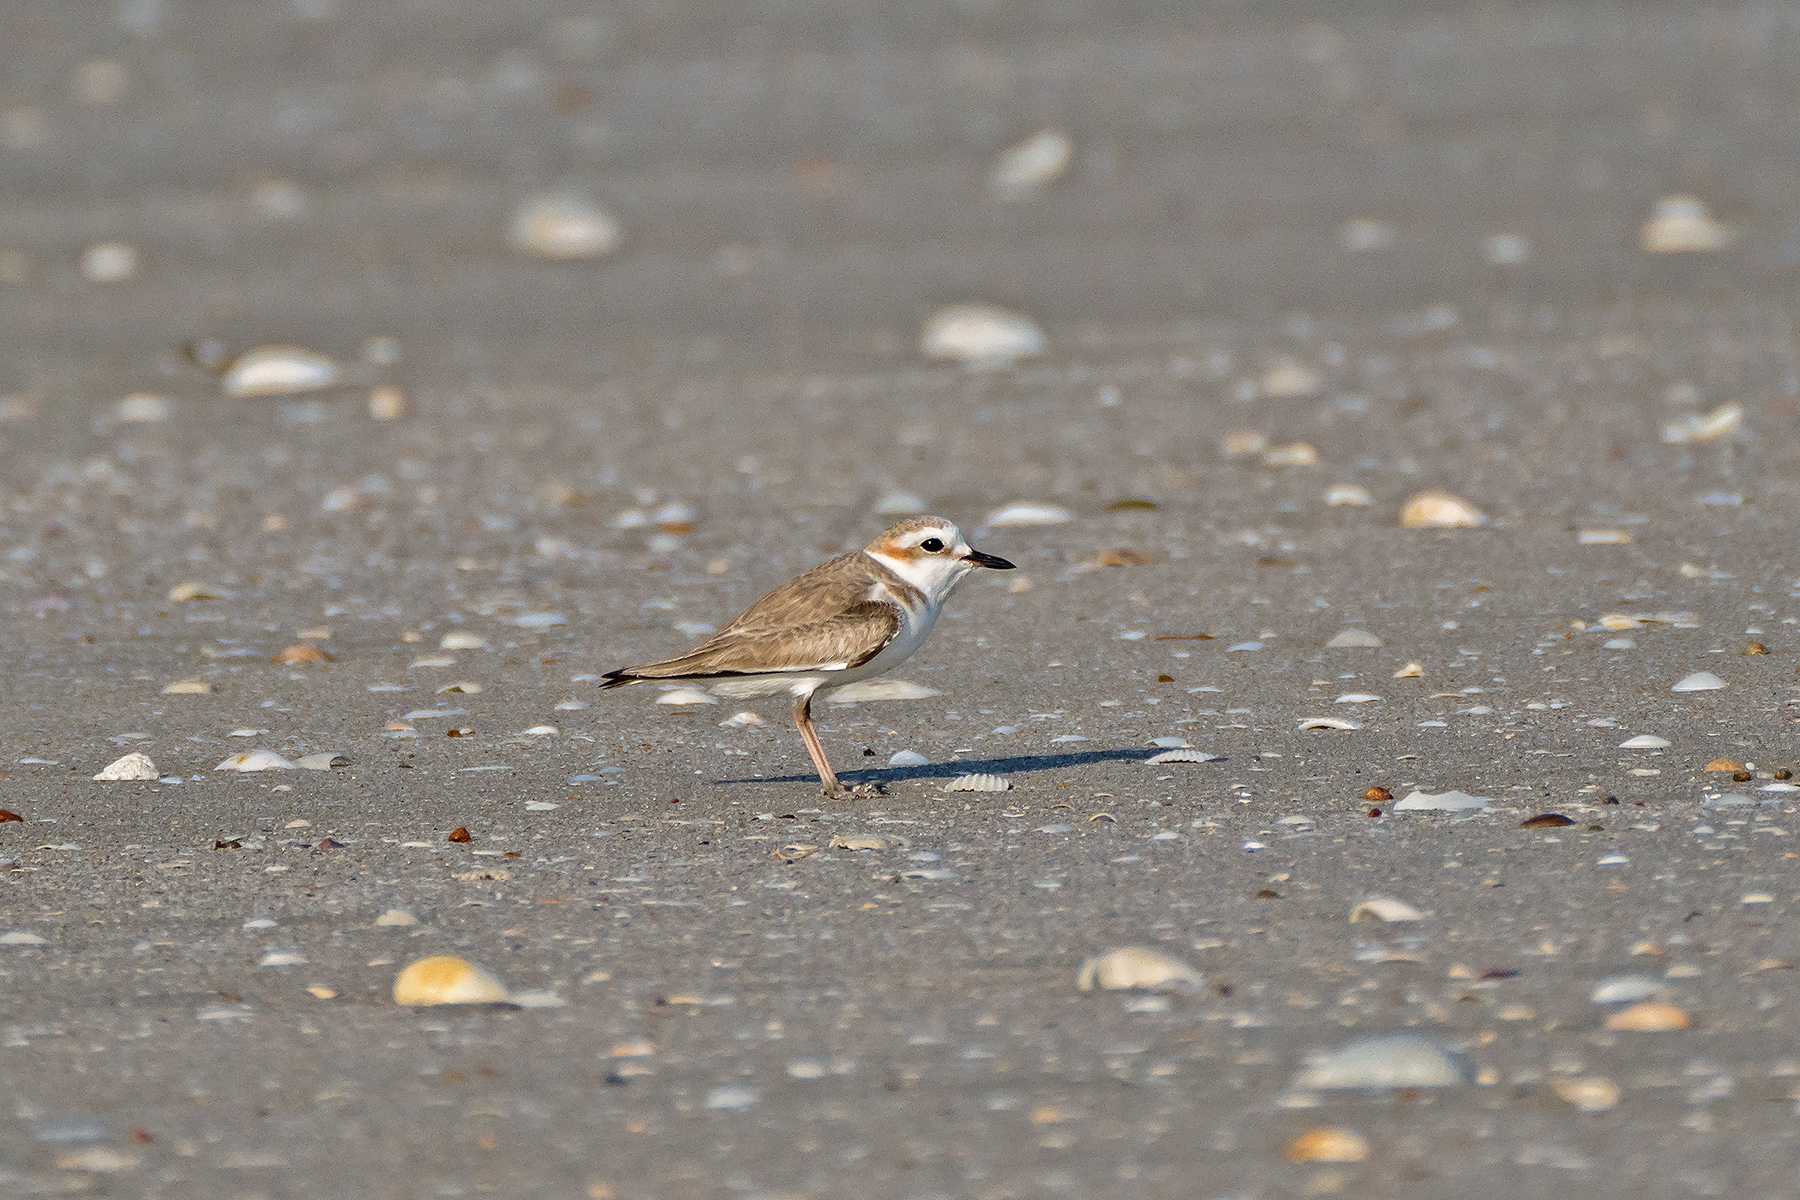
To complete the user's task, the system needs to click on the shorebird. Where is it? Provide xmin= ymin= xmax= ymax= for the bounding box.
xmin=601 ymin=516 xmax=1015 ymax=797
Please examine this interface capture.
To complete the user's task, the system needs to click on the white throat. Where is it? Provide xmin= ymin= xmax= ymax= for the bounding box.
xmin=866 ymin=550 xmax=968 ymax=608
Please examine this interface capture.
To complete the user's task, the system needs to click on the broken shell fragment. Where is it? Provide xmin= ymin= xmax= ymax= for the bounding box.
xmin=1640 ymin=195 xmax=1731 ymax=254
xmin=1551 ymin=1076 xmax=1621 ymax=1112
xmin=508 ymin=193 xmax=621 ymax=260
xmin=1703 ymin=758 xmax=1743 ymax=772
xmin=1578 ymin=529 xmax=1631 ymax=545
xmin=1349 ymin=897 xmax=1424 ymax=923
xmin=1620 ymin=735 xmax=1671 ymax=749
xmin=374 ymin=908 xmax=419 ymax=927
xmin=1604 ymin=1002 xmax=1691 ymax=1032
xmin=1292 ymin=1034 xmax=1472 ymax=1090
xmin=1324 ymin=483 xmax=1372 ymax=507
xmin=393 ymin=955 xmax=510 ymax=1006
xmin=160 ymin=679 xmax=212 ymax=695
xmin=271 ymin=645 xmax=330 ymax=665
xmin=166 ymin=580 xmax=222 ymax=602
xmin=223 ymin=345 xmax=341 ymax=398
xmin=114 ymin=393 xmax=170 ymax=423
xmin=1146 ymin=749 xmax=1222 ymax=765
xmin=1076 ymin=946 xmax=1204 ymax=993
xmin=986 ymin=128 xmax=1073 ymax=201
xmin=1590 ymin=976 xmax=1663 ymax=1004
xmin=214 ymin=750 xmax=297 ymax=772
xmin=295 ymin=753 xmax=350 ymax=770
xmin=439 ymin=632 xmax=489 ymax=651
xmin=1262 ymin=442 xmax=1319 ymax=467
xmin=93 ymin=752 xmax=158 ymax=781
xmin=1400 ymin=490 xmax=1485 ymax=529
xmin=1286 ymin=1127 xmax=1370 ymax=1163
xmin=1671 ymin=672 xmax=1725 ymax=693
xmin=1298 ymin=717 xmax=1361 ymax=731
xmin=1392 ymin=662 xmax=1424 ymax=678
xmin=1393 ymin=790 xmax=1491 ymax=812
xmin=1661 ymin=403 xmax=1742 ymax=444
xmin=920 ymin=303 xmax=1046 ymax=368
xmin=1326 ymin=628 xmax=1383 ymax=648
xmin=983 ymin=501 xmax=1071 ymax=527
xmin=944 ymin=773 xmax=1010 ymax=792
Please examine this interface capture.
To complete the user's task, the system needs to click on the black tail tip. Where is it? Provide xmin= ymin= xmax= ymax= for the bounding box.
xmin=598 ymin=670 xmax=635 ymax=690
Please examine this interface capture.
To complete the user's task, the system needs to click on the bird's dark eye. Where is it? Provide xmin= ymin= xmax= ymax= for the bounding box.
xmin=920 ymin=537 xmax=944 ymax=553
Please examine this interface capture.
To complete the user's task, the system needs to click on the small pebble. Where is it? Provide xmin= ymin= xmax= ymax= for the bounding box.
xmin=986 ymin=128 xmax=1073 ymax=201
xmin=1293 ymin=1034 xmax=1472 ymax=1089
xmin=80 ymin=241 xmax=138 ymax=282
xmin=1286 ymin=1127 xmax=1370 ymax=1163
xmin=1604 ymin=1002 xmax=1691 ymax=1032
xmin=920 ymin=304 xmax=1046 ymax=368
xmin=393 ymin=955 xmax=510 ymax=1006
xmin=1349 ymin=897 xmax=1424 ymax=923
xmin=1640 ymin=195 xmax=1731 ymax=253
xmin=1399 ymin=490 xmax=1485 ymax=529
xmin=508 ymin=193 xmax=621 ymax=259
xmin=1326 ymin=628 xmax=1383 ymax=648
xmin=223 ymin=346 xmax=340 ymax=398
xmin=1076 ymin=946 xmax=1204 ymax=993
xmin=93 ymin=752 xmax=158 ymax=781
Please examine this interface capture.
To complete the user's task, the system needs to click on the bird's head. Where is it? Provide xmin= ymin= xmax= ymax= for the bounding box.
xmin=864 ymin=516 xmax=1014 ymax=601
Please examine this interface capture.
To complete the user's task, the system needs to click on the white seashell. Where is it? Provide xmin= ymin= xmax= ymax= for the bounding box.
xmin=1327 ymin=627 xmax=1383 ymax=648
xmin=515 ymin=611 xmax=567 ymax=628
xmin=1590 ymin=975 xmax=1663 ymax=1004
xmin=409 ymin=656 xmax=457 ymax=668
xmin=507 ymin=193 xmax=621 ymax=260
xmin=1598 ymin=614 xmax=1642 ymax=630
xmin=1219 ymin=429 xmax=1268 ymax=457
xmin=1603 ymin=638 xmax=1635 ymax=649
xmin=987 ymin=128 xmax=1073 ymax=200
xmin=1671 ymin=672 xmax=1725 ymax=693
xmin=1483 ymin=232 xmax=1531 ymax=265
xmin=1148 ymin=736 xmax=1191 ymax=748
xmin=1762 ymin=782 xmax=1800 ymax=793
xmin=93 ymin=752 xmax=158 ymax=781
xmin=983 ymin=500 xmax=1071 ymax=528
xmin=1392 ymin=661 xmax=1424 ymax=678
xmin=1399 ymin=490 xmax=1485 ymax=528
xmin=1640 ymin=195 xmax=1731 ymax=253
xmin=720 ymin=711 xmax=764 ymax=727
xmin=920 ymin=303 xmax=1046 ymax=367
xmin=1262 ymin=361 xmax=1322 ymax=398
xmin=829 ymin=679 xmax=942 ymax=703
xmin=1262 ymin=442 xmax=1319 ymax=467
xmin=521 ymin=725 xmax=559 ymax=737
xmin=0 ymin=931 xmax=49 ymax=945
xmin=223 ymin=345 xmax=341 ymax=398
xmin=703 ymin=1086 xmax=760 ymax=1112
xmin=259 ymin=950 xmax=306 ymax=967
xmin=887 ymin=749 xmax=929 ymax=767
xmin=1350 ymin=897 xmax=1425 ymax=922
xmin=656 ymin=687 xmax=716 ymax=706
xmin=374 ymin=908 xmax=419 ymax=927
xmin=214 ymin=750 xmax=296 ymax=772
xmin=1552 ymin=1076 xmax=1621 ymax=1113
xmin=160 ymin=679 xmax=211 ymax=695
xmin=402 ymin=708 xmax=465 ymax=719
xmin=1146 ymin=749 xmax=1222 ymax=764
xmin=438 ymin=632 xmax=489 ymax=650
xmin=1298 ymin=717 xmax=1361 ymax=731
xmin=1334 ymin=693 xmax=1382 ymax=704
xmin=393 ymin=955 xmax=510 ymax=1006
xmin=1338 ymin=218 xmax=1397 ymax=252
xmin=1578 ymin=529 xmax=1632 ymax=545
xmin=1619 ymin=735 xmax=1671 ymax=749
xmin=1077 ymin=946 xmax=1204 ymax=993
xmin=295 ymin=752 xmax=349 ymax=770
xmin=554 ymin=699 xmax=589 ymax=711
xmin=1393 ymin=789 xmax=1491 ymax=811
xmin=114 ymin=393 xmax=170 ymax=423
xmin=873 ymin=488 xmax=928 ymax=514
xmin=524 ymin=800 xmax=559 ymax=811
xmin=1324 ymin=483 xmax=1372 ymax=507
xmin=944 ymin=773 xmax=1010 ymax=792
xmin=1293 ymin=1034 xmax=1472 ymax=1090
xmin=1662 ymin=403 xmax=1742 ymax=444
xmin=81 ymin=241 xmax=138 ymax=283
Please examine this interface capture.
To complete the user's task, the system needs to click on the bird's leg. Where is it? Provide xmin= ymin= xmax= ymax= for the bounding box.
xmin=793 ymin=692 xmax=880 ymax=799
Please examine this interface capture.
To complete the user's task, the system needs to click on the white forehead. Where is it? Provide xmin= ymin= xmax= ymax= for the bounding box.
xmin=896 ymin=522 xmax=963 ymax=545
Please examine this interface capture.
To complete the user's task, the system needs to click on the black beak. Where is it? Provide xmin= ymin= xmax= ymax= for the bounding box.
xmin=965 ymin=548 xmax=1015 ymax=570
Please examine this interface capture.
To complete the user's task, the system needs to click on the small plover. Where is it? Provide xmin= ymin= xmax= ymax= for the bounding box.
xmin=601 ymin=516 xmax=1015 ymax=797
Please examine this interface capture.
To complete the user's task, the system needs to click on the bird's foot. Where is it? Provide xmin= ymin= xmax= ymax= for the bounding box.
xmin=823 ymin=781 xmax=884 ymax=801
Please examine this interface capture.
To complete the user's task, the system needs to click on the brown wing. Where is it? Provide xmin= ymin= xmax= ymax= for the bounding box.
xmin=600 ymin=553 xmax=901 ymax=686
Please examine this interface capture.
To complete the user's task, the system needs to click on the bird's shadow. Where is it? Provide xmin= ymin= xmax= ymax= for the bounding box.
xmin=716 ymin=746 xmax=1180 ymax=788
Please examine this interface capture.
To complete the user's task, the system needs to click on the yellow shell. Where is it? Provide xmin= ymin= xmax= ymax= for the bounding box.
xmin=393 ymin=955 xmax=510 ymax=1006
xmin=1286 ymin=1127 xmax=1370 ymax=1163
xmin=1604 ymin=1001 xmax=1691 ymax=1032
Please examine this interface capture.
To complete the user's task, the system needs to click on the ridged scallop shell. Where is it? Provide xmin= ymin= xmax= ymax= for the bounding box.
xmin=944 ymin=773 xmax=1010 ymax=792
xmin=1146 ymin=749 xmax=1222 ymax=764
